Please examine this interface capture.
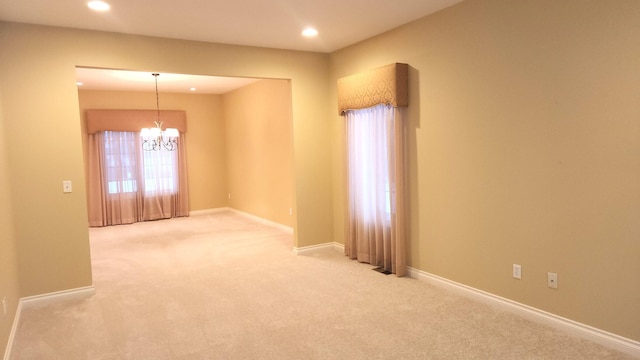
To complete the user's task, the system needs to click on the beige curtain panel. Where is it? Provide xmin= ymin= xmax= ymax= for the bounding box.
xmin=86 ymin=109 xmax=187 ymax=134
xmin=337 ymin=63 xmax=408 ymax=115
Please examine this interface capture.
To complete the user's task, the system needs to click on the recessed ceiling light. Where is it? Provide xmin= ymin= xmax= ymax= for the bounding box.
xmin=190 ymin=87 xmax=197 ymax=91
xmin=76 ymin=82 xmax=84 ymax=86
xmin=88 ymin=1 xmax=110 ymax=11
xmin=302 ymin=28 xmax=318 ymax=37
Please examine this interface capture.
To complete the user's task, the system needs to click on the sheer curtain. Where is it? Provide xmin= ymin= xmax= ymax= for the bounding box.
xmin=88 ymin=130 xmax=189 ymax=226
xmin=345 ymin=104 xmax=406 ymax=276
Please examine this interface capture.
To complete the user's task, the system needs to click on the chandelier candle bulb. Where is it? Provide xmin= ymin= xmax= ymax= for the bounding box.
xmin=149 ymin=126 xmax=162 ymax=138
xmin=164 ymin=128 xmax=180 ymax=138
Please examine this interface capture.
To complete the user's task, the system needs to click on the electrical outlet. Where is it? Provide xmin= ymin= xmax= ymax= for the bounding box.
xmin=512 ymin=264 xmax=522 ymax=279
xmin=62 ymin=180 xmax=73 ymax=193
xmin=548 ymin=272 xmax=558 ymax=289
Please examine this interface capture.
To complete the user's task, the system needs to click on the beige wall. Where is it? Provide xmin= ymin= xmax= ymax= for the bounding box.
xmin=330 ymin=0 xmax=640 ymax=341
xmin=0 ymin=21 xmax=333 ymax=312
xmin=223 ymin=79 xmax=294 ymax=227
xmin=78 ymin=90 xmax=229 ymax=211
xmin=0 ymin=26 xmax=94 ymax=298
xmin=0 ymin=86 xmax=21 ymax=356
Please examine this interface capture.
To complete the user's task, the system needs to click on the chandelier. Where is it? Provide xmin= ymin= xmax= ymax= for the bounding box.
xmin=140 ymin=73 xmax=179 ymax=151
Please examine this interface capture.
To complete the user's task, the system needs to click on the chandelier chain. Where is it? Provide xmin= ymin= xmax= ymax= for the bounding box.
xmin=141 ymin=72 xmax=179 ymax=151
xmin=153 ymin=73 xmax=161 ymax=127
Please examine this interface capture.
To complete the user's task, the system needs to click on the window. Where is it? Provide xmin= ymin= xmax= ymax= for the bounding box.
xmin=346 ymin=104 xmax=396 ymax=225
xmin=104 ymin=131 xmax=177 ymax=196
xmin=141 ymin=143 xmax=178 ymax=195
xmin=104 ymin=131 xmax=138 ymax=194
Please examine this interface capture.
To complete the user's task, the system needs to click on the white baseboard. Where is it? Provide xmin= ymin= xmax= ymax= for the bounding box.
xmin=20 ymin=286 xmax=95 ymax=309
xmin=226 ymin=208 xmax=294 ymax=234
xmin=3 ymin=286 xmax=95 ymax=360
xmin=189 ymin=207 xmax=229 ymax=217
xmin=191 ymin=207 xmax=294 ymax=234
xmin=406 ymin=267 xmax=640 ymax=358
xmin=293 ymin=242 xmax=344 ymax=255
xmin=3 ymin=301 xmax=21 ymax=360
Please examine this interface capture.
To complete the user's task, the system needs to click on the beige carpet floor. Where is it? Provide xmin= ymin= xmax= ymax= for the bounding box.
xmin=9 ymin=211 xmax=635 ymax=359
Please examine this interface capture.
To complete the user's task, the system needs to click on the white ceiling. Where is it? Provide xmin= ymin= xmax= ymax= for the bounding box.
xmin=0 ymin=0 xmax=462 ymax=53
xmin=75 ymin=68 xmax=262 ymax=94
xmin=1 ymin=0 xmax=463 ymax=93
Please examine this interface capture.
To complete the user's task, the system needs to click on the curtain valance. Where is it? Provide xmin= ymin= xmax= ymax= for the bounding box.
xmin=86 ymin=109 xmax=187 ymax=134
xmin=337 ymin=63 xmax=408 ymax=115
